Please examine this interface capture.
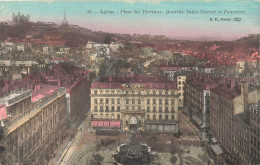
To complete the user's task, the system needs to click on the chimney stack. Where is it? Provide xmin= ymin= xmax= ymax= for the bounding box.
xmin=241 ymin=82 xmax=249 ymax=112
xmin=58 ymin=77 xmax=61 ymax=86
xmin=109 ymin=76 xmax=112 ymax=82
xmin=155 ymin=77 xmax=158 ymax=82
xmin=139 ymin=76 xmax=142 ymax=82
xmin=230 ymin=79 xmax=235 ymax=89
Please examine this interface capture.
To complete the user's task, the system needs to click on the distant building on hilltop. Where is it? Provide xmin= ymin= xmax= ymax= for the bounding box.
xmin=61 ymin=11 xmax=68 ymax=26
xmin=12 ymin=12 xmax=30 ymax=25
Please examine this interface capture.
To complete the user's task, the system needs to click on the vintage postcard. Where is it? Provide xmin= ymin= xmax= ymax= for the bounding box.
xmin=0 ymin=0 xmax=259 ymax=165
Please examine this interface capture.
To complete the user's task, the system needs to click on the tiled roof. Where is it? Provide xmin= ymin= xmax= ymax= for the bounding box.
xmin=0 ymin=64 xmax=89 ymax=97
xmin=211 ymin=85 xmax=241 ymax=100
xmin=159 ymin=66 xmax=192 ymax=71
xmin=198 ymin=62 xmax=220 ymax=68
xmin=31 ymin=85 xmax=59 ymax=102
xmin=186 ymin=72 xmax=218 ymax=90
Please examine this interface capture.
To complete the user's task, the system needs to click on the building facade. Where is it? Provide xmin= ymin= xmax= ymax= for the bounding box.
xmin=174 ymin=71 xmax=192 ymax=108
xmin=184 ymin=72 xmax=218 ymax=140
xmin=90 ymin=75 xmax=179 ymax=133
xmin=210 ymin=82 xmax=260 ymax=164
xmin=159 ymin=66 xmax=192 ymax=81
xmin=0 ymin=85 xmax=67 ymax=165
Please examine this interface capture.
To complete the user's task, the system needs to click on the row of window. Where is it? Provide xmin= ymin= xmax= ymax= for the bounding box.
xmin=91 ymin=113 xmax=121 ymax=120
xmin=146 ymin=114 xmax=174 ymax=120
xmin=93 ymin=90 xmax=171 ymax=95
xmin=93 ymin=106 xmax=175 ymax=113
xmin=94 ymin=98 xmax=172 ymax=105
xmin=94 ymin=106 xmax=120 ymax=112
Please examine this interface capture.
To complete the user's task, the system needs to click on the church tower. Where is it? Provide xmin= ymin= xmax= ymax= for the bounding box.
xmin=61 ymin=11 xmax=68 ymax=26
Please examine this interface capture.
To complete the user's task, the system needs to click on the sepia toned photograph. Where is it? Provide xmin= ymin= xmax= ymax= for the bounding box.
xmin=0 ymin=0 xmax=259 ymax=165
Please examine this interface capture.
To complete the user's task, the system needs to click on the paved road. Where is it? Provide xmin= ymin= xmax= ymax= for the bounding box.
xmin=66 ymin=143 xmax=96 ymax=165
xmin=58 ymin=112 xmax=96 ymax=165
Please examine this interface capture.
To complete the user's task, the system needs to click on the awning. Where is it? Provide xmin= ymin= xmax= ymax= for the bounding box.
xmin=91 ymin=120 xmax=121 ymax=128
xmin=200 ymin=123 xmax=206 ymax=128
xmin=192 ymin=115 xmax=203 ymax=126
xmin=211 ymin=144 xmax=223 ymax=155
xmin=211 ymin=138 xmax=218 ymax=144
xmin=0 ymin=105 xmax=7 ymax=120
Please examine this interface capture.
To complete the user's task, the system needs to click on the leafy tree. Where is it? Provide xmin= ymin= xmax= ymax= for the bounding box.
xmin=103 ymin=34 xmax=111 ymax=44
xmin=0 ymin=126 xmax=4 ymax=141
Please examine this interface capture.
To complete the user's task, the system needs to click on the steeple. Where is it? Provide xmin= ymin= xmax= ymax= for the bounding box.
xmin=63 ymin=11 xmax=66 ymax=21
xmin=61 ymin=10 xmax=68 ymax=25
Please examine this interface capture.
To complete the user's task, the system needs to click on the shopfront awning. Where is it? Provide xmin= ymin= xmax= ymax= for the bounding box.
xmin=211 ymin=144 xmax=224 ymax=155
xmin=192 ymin=115 xmax=203 ymax=126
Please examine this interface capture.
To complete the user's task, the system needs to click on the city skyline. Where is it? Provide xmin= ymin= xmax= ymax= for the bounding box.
xmin=0 ymin=1 xmax=260 ymax=40
xmin=0 ymin=1 xmax=259 ymax=163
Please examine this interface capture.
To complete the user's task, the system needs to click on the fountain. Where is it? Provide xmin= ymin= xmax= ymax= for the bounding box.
xmin=112 ymin=131 xmax=157 ymax=165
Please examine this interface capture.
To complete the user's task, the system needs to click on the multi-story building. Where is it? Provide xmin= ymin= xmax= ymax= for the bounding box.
xmin=0 ymin=85 xmax=67 ymax=165
xmin=198 ymin=63 xmax=217 ymax=74
xmin=210 ymin=81 xmax=260 ymax=164
xmin=90 ymin=75 xmax=179 ymax=133
xmin=184 ymin=72 xmax=218 ymax=140
xmin=249 ymin=102 xmax=260 ymax=164
xmin=236 ymin=60 xmax=246 ymax=73
xmin=159 ymin=66 xmax=193 ymax=80
xmin=174 ymin=71 xmax=192 ymax=108
xmin=0 ymin=63 xmax=92 ymax=128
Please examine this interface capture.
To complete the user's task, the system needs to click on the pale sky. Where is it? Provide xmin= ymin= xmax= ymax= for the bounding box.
xmin=0 ymin=1 xmax=259 ymax=40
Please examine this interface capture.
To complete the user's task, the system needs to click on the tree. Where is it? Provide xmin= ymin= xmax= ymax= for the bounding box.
xmin=0 ymin=126 xmax=4 ymax=141
xmin=103 ymin=34 xmax=111 ymax=44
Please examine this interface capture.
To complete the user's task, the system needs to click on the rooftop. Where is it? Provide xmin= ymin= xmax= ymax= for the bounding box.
xmin=186 ymin=72 xmax=218 ymax=90
xmin=159 ymin=66 xmax=192 ymax=71
xmin=211 ymin=79 xmax=256 ymax=100
xmin=0 ymin=64 xmax=89 ymax=97
xmin=211 ymin=85 xmax=241 ymax=100
xmin=0 ymin=90 xmax=31 ymax=106
xmin=174 ymin=70 xmax=193 ymax=80
xmin=198 ymin=62 xmax=220 ymax=68
xmin=5 ymin=85 xmax=65 ymax=135
xmin=31 ymin=84 xmax=60 ymax=102
xmin=92 ymin=75 xmax=176 ymax=89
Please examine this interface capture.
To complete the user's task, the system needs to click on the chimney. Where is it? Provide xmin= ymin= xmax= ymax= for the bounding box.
xmin=109 ymin=76 xmax=112 ymax=82
xmin=58 ymin=77 xmax=61 ymax=86
xmin=241 ymin=82 xmax=249 ymax=112
xmin=230 ymin=79 xmax=235 ymax=89
xmin=139 ymin=77 xmax=142 ymax=82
